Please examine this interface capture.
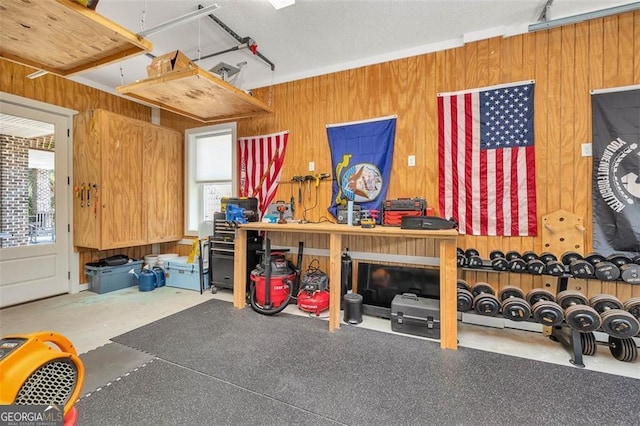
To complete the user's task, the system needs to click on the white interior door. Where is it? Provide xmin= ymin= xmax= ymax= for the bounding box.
xmin=0 ymin=95 xmax=74 ymax=308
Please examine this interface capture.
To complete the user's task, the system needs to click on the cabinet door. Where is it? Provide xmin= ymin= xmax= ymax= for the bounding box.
xmin=100 ymin=113 xmax=146 ymax=249
xmin=73 ymin=110 xmax=102 ymax=248
xmin=144 ymin=125 xmax=183 ymax=242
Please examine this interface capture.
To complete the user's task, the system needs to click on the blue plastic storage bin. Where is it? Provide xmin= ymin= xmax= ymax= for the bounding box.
xmin=85 ymin=260 xmax=143 ymax=294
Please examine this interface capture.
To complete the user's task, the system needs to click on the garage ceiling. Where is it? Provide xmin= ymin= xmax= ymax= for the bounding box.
xmin=47 ymin=0 xmax=640 ymax=93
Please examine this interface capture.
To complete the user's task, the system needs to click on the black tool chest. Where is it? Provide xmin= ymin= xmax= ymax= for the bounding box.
xmin=209 ymin=212 xmax=262 ymax=291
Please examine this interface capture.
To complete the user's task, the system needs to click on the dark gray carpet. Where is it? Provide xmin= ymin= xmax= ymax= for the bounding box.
xmin=79 ymin=343 xmax=155 ymax=397
xmin=75 ymin=359 xmax=338 ymax=426
xmin=91 ymin=299 xmax=639 ymax=425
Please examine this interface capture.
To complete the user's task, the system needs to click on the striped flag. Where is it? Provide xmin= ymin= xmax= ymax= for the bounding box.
xmin=238 ymin=131 xmax=289 ymax=218
xmin=438 ymin=81 xmax=537 ymax=236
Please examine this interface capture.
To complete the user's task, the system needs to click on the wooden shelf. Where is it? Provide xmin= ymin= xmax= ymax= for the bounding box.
xmin=0 ymin=0 xmax=152 ymax=77
xmin=116 ymin=66 xmax=273 ymax=123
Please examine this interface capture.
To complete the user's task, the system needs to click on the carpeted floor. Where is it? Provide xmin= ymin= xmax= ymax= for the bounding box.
xmin=76 ymin=299 xmax=639 ymax=425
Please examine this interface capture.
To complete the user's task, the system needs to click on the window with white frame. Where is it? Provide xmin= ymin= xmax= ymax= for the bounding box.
xmin=185 ymin=122 xmax=237 ymax=236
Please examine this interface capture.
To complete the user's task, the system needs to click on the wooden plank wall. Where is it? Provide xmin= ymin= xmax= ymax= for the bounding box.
xmin=236 ymin=12 xmax=640 ymax=300
xmin=0 ymin=60 xmax=182 ymax=282
xmin=3 ymin=12 xmax=639 ymax=295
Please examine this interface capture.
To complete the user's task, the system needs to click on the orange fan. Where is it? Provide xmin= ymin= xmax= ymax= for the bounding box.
xmin=0 ymin=331 xmax=85 ymax=419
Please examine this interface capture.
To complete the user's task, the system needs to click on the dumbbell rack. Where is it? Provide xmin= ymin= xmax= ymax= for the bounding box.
xmin=459 ymin=261 xmax=638 ymax=368
xmin=549 ymin=275 xmax=588 ymax=367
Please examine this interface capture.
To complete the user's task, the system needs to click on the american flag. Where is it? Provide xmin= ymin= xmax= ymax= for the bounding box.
xmin=238 ymin=131 xmax=289 ymax=218
xmin=438 ymin=81 xmax=537 ymax=236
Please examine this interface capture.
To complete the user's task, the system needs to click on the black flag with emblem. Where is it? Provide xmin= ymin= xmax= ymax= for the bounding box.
xmin=591 ymin=89 xmax=640 ymax=254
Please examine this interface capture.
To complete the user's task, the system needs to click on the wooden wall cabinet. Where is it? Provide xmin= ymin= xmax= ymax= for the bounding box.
xmin=73 ymin=109 xmax=182 ymax=250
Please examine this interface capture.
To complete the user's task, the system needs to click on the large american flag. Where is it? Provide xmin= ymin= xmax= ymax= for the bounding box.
xmin=438 ymin=81 xmax=537 ymax=236
xmin=238 ymin=131 xmax=288 ymax=218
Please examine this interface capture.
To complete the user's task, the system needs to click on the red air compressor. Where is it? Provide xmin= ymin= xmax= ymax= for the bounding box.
xmin=297 ymin=260 xmax=330 ymax=315
xmin=249 ymin=240 xmax=300 ymax=316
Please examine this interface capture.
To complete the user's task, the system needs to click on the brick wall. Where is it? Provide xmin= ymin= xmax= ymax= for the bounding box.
xmin=0 ymin=134 xmax=30 ymax=247
xmin=0 ymin=134 xmax=55 ymax=247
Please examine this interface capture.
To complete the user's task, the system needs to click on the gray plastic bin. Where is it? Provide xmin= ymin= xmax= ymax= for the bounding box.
xmin=85 ymin=260 xmax=143 ymax=294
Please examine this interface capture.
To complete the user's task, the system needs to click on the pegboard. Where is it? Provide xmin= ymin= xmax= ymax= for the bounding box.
xmin=541 ymin=210 xmax=586 ymax=256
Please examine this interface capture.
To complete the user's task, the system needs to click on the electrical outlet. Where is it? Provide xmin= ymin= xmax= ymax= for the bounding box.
xmin=308 ymin=161 xmax=315 ymax=171
xmin=581 ymin=143 xmax=592 ymax=157
xmin=408 ymin=155 xmax=416 ymax=167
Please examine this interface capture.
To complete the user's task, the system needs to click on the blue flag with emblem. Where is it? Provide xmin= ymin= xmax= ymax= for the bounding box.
xmin=326 ymin=116 xmax=396 ymax=220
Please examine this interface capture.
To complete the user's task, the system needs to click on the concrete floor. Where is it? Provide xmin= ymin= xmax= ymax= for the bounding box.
xmin=0 ymin=286 xmax=637 ymax=379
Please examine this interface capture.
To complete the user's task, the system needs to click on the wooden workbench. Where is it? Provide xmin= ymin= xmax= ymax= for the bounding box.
xmin=233 ymin=222 xmax=459 ymax=349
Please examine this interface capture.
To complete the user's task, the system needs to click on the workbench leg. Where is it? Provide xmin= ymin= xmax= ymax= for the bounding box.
xmin=233 ymin=229 xmax=248 ymax=309
xmin=329 ymin=232 xmax=342 ymax=331
xmin=439 ymin=239 xmax=458 ymax=349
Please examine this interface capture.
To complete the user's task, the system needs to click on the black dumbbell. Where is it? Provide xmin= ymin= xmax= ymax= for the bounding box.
xmin=559 ymin=251 xmax=594 ymax=279
xmin=489 ymin=250 xmax=509 ymax=271
xmin=568 ymin=258 xmax=595 ymax=279
xmin=608 ymin=335 xmax=638 ymax=362
xmin=471 ymin=282 xmax=500 ymax=316
xmin=633 ymin=255 xmax=640 ymax=265
xmin=593 ymin=261 xmax=621 ymax=281
xmin=584 ymin=252 xmax=607 ymax=266
xmin=605 ymin=253 xmax=640 ymax=283
xmin=498 ymin=286 xmax=531 ymax=322
xmin=538 ymin=252 xmax=565 ymax=276
xmin=526 ymin=288 xmax=556 ymax=305
xmin=557 ymin=290 xmax=602 ymax=332
xmin=506 ymin=251 xmax=527 ymax=273
xmin=524 ymin=252 xmax=546 ymax=275
xmin=526 ymin=288 xmax=563 ymax=326
xmin=624 ymin=297 xmax=640 ymax=326
xmin=457 ymin=247 xmax=467 ymax=267
xmin=456 ymin=279 xmax=474 ymax=312
xmin=620 ymin=263 xmax=640 ymax=284
xmin=561 ymin=251 xmax=584 ymax=266
xmin=606 ymin=253 xmax=631 ymax=269
xmin=590 ymin=294 xmax=640 ymax=339
xmin=465 ymin=248 xmax=483 ymax=269
xmin=539 ymin=252 xmax=558 ymax=264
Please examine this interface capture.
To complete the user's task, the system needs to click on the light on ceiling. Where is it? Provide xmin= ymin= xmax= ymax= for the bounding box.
xmin=138 ymin=3 xmax=220 ymax=36
xmin=528 ymin=2 xmax=640 ymax=32
xmin=27 ymin=70 xmax=48 ymax=79
xmin=268 ymin=0 xmax=295 ymax=10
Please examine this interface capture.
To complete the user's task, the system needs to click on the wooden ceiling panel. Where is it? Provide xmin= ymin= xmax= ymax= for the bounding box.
xmin=0 ymin=0 xmax=151 ymax=76
xmin=116 ymin=67 xmax=273 ymax=123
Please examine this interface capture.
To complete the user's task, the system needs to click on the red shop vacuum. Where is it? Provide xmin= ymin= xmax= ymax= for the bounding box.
xmin=249 ymin=240 xmax=302 ymax=315
xmin=297 ymin=259 xmax=330 ymax=316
